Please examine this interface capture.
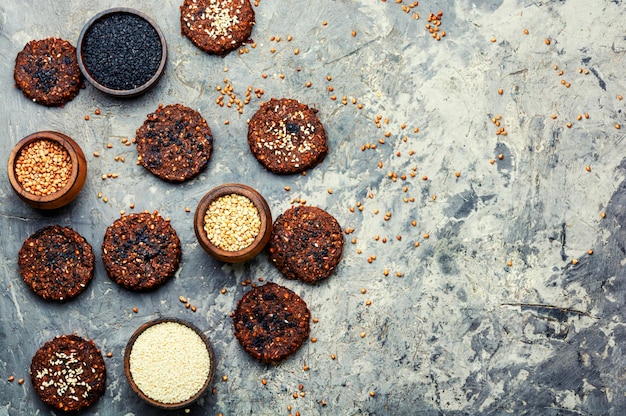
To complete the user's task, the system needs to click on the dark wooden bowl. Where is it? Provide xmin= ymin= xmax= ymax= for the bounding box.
xmin=7 ymin=131 xmax=87 ymax=210
xmin=124 ymin=317 xmax=216 ymax=410
xmin=194 ymin=183 xmax=272 ymax=263
xmin=76 ymin=8 xmax=167 ymax=98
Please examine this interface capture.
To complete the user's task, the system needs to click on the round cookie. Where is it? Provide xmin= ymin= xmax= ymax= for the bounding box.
xmin=14 ymin=38 xmax=83 ymax=106
xmin=135 ymin=103 xmax=213 ymax=182
xmin=30 ymin=334 xmax=106 ymax=413
xmin=18 ymin=226 xmax=95 ymax=301
xmin=247 ymin=98 xmax=328 ymax=174
xmin=269 ymin=206 xmax=343 ymax=283
xmin=180 ymin=0 xmax=255 ymax=56
xmin=102 ymin=211 xmax=181 ymax=291
xmin=232 ymin=282 xmax=310 ymax=363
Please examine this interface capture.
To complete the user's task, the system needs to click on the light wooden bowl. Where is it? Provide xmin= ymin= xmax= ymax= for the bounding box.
xmin=124 ymin=317 xmax=216 ymax=410
xmin=7 ymin=131 xmax=87 ymax=210
xmin=194 ymin=183 xmax=272 ymax=263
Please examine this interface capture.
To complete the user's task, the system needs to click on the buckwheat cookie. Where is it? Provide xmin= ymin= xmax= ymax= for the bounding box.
xmin=135 ymin=103 xmax=213 ymax=182
xmin=180 ymin=0 xmax=255 ymax=56
xmin=14 ymin=38 xmax=83 ymax=106
xmin=269 ymin=206 xmax=343 ymax=283
xmin=232 ymin=282 xmax=310 ymax=363
xmin=30 ymin=334 xmax=106 ymax=413
xmin=247 ymin=98 xmax=328 ymax=174
xmin=18 ymin=226 xmax=94 ymax=301
xmin=102 ymin=211 xmax=181 ymax=291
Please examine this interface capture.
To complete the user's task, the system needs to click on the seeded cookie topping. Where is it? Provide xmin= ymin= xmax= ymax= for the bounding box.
xmin=260 ymin=110 xmax=316 ymax=166
xmin=13 ymin=38 xmax=83 ymax=106
xmin=135 ymin=104 xmax=213 ymax=182
xmin=30 ymin=335 xmax=106 ymax=412
xmin=18 ymin=226 xmax=94 ymax=301
xmin=269 ymin=206 xmax=344 ymax=283
xmin=248 ymin=98 xmax=328 ymax=174
xmin=102 ymin=211 xmax=181 ymax=291
xmin=233 ymin=282 xmax=311 ymax=363
xmin=183 ymin=0 xmax=241 ymax=37
xmin=180 ymin=0 xmax=255 ymax=55
xmin=35 ymin=351 xmax=92 ymax=400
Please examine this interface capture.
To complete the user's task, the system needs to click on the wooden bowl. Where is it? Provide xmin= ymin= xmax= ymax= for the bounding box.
xmin=194 ymin=183 xmax=272 ymax=263
xmin=76 ymin=8 xmax=167 ymax=98
xmin=124 ymin=317 xmax=216 ymax=410
xmin=7 ymin=131 xmax=87 ymax=210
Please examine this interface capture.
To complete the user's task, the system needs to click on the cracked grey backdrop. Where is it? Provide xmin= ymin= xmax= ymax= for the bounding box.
xmin=1 ymin=0 xmax=626 ymax=415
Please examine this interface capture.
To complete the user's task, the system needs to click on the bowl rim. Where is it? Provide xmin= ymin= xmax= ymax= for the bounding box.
xmin=194 ymin=183 xmax=272 ymax=262
xmin=76 ymin=7 xmax=168 ymax=97
xmin=7 ymin=131 xmax=82 ymax=205
xmin=123 ymin=317 xmax=216 ymax=410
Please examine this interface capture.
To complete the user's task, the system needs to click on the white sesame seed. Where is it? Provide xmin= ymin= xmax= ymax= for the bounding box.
xmin=183 ymin=0 xmax=241 ymax=39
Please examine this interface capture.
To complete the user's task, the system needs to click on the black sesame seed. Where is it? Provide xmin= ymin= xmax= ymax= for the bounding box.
xmin=82 ymin=13 xmax=162 ymax=91
xmin=286 ymin=123 xmax=299 ymax=134
xmin=33 ymin=67 xmax=59 ymax=93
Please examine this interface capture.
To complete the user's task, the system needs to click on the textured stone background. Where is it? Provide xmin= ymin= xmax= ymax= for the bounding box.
xmin=1 ymin=0 xmax=626 ymax=415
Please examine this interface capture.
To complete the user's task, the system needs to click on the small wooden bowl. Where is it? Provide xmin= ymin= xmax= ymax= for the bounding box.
xmin=124 ymin=317 xmax=216 ymax=410
xmin=76 ymin=8 xmax=167 ymax=98
xmin=7 ymin=131 xmax=87 ymax=210
xmin=194 ymin=183 xmax=272 ymax=263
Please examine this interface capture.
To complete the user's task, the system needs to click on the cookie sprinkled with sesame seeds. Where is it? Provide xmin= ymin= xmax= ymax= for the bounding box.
xmin=247 ymin=98 xmax=328 ymax=174
xmin=30 ymin=335 xmax=106 ymax=413
xmin=180 ymin=0 xmax=255 ymax=56
xmin=135 ymin=104 xmax=213 ymax=182
xmin=14 ymin=38 xmax=83 ymax=106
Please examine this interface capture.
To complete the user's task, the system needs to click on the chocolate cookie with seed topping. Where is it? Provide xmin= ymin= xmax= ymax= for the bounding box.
xmin=180 ymin=0 xmax=255 ymax=56
xmin=135 ymin=103 xmax=213 ymax=182
xmin=269 ymin=206 xmax=343 ymax=283
xmin=14 ymin=38 xmax=83 ymax=106
xmin=232 ymin=282 xmax=310 ymax=363
xmin=247 ymin=98 xmax=328 ymax=174
xmin=18 ymin=226 xmax=94 ymax=301
xmin=30 ymin=334 xmax=106 ymax=413
xmin=102 ymin=211 xmax=181 ymax=291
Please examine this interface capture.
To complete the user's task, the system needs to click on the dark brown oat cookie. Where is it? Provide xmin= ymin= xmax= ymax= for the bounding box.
xmin=180 ymin=0 xmax=255 ymax=56
xmin=30 ymin=334 xmax=106 ymax=413
xmin=247 ymin=98 xmax=328 ymax=174
xmin=232 ymin=282 xmax=310 ymax=363
xmin=14 ymin=38 xmax=83 ymax=106
xmin=18 ymin=226 xmax=94 ymax=301
xmin=269 ymin=206 xmax=343 ymax=283
xmin=102 ymin=211 xmax=181 ymax=291
xmin=135 ymin=103 xmax=213 ymax=182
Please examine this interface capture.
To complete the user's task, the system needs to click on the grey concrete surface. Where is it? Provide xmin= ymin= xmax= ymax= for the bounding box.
xmin=1 ymin=0 xmax=626 ymax=415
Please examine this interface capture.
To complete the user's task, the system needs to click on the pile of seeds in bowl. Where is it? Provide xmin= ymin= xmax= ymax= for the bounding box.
xmin=128 ymin=321 xmax=211 ymax=405
xmin=14 ymin=140 xmax=71 ymax=196
xmin=81 ymin=12 xmax=162 ymax=91
xmin=203 ymin=193 xmax=261 ymax=251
